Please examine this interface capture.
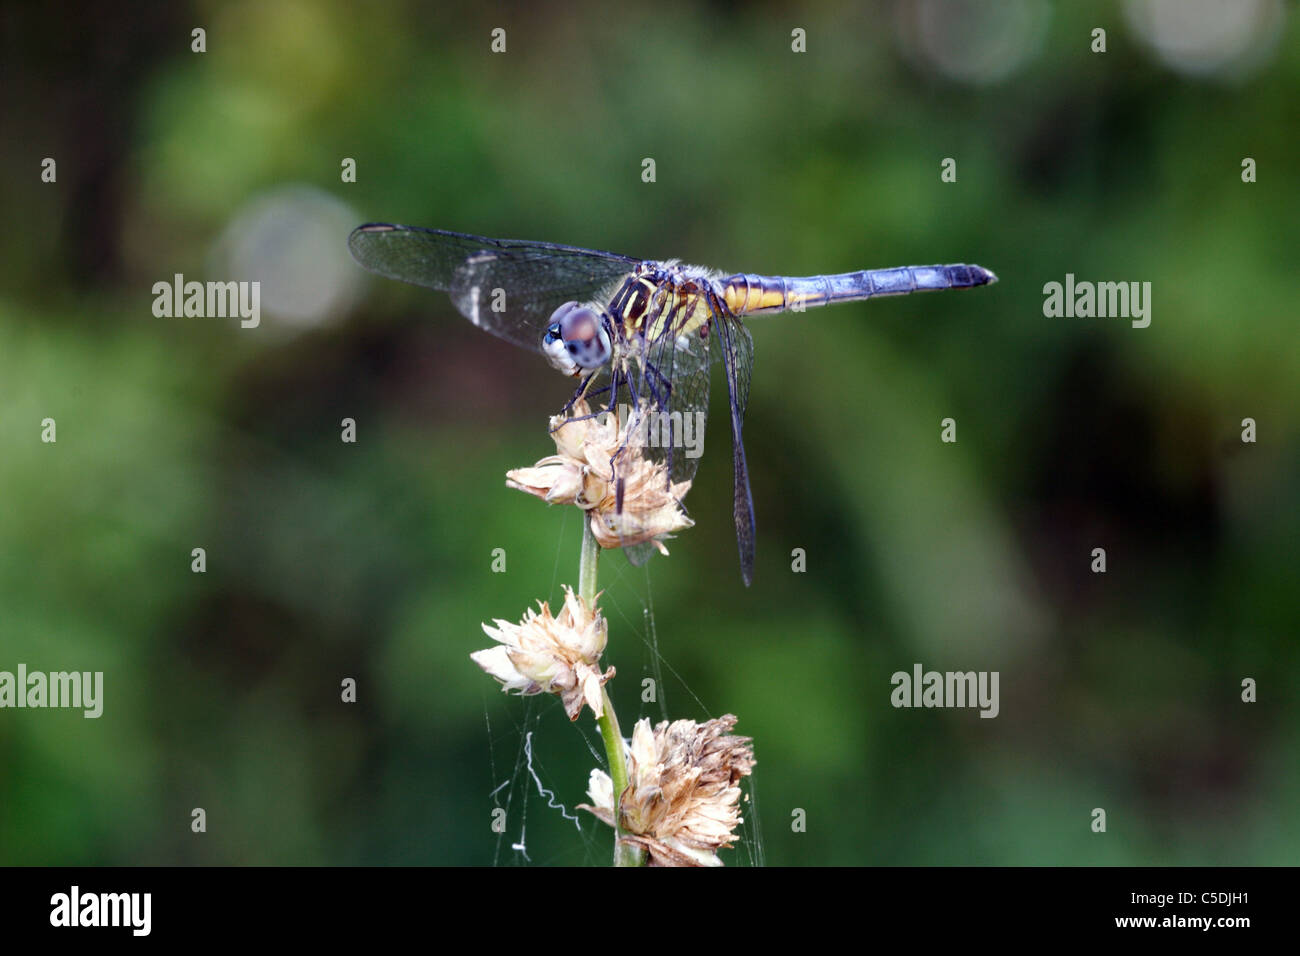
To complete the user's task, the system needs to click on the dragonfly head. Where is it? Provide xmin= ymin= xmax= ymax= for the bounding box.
xmin=542 ymin=302 xmax=612 ymax=377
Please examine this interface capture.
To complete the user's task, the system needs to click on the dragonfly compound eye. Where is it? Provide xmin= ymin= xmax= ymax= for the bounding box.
xmin=543 ymin=302 xmax=611 ymax=375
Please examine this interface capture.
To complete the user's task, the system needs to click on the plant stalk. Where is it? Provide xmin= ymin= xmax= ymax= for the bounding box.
xmin=580 ymin=518 xmax=644 ymax=867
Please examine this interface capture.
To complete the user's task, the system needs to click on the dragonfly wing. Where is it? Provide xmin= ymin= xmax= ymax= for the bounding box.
xmin=620 ymin=293 xmax=713 ymax=568
xmin=644 ymin=298 xmax=713 ymax=487
xmin=348 ymin=224 xmax=640 ymax=352
xmin=714 ymin=309 xmax=756 ymax=586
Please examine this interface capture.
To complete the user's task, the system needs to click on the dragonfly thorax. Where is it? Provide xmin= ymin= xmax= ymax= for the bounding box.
xmin=542 ymin=301 xmax=613 ymax=377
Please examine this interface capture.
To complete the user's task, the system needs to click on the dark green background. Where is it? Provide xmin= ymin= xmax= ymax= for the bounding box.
xmin=2 ymin=1 xmax=1297 ymax=865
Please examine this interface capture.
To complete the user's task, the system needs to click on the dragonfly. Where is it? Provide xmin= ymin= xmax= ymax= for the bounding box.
xmin=348 ymin=224 xmax=996 ymax=585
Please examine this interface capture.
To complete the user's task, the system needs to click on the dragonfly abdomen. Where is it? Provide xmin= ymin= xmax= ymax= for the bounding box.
xmin=722 ymin=264 xmax=996 ymax=316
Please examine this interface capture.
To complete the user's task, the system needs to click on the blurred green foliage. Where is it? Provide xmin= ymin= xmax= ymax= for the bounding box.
xmin=1 ymin=0 xmax=1297 ymax=865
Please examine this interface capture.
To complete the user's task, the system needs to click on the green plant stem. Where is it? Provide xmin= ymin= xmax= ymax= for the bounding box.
xmin=580 ymin=519 xmax=644 ymax=867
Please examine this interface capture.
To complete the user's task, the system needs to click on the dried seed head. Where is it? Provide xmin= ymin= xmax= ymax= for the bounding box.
xmin=580 ymin=714 xmax=755 ymax=866
xmin=472 ymin=586 xmax=613 ymax=721
xmin=506 ymin=400 xmax=693 ymax=556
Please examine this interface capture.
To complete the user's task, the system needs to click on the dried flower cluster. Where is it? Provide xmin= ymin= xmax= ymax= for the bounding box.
xmin=471 ymin=586 xmax=613 ymax=721
xmin=506 ymin=400 xmax=693 ymax=555
xmin=474 ymin=399 xmax=754 ymax=866
xmin=581 ymin=715 xmax=755 ymax=867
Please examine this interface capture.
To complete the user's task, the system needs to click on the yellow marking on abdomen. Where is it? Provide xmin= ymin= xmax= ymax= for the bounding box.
xmin=724 ymin=276 xmax=788 ymax=315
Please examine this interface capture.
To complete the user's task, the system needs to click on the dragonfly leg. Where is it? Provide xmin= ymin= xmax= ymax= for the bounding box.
xmin=607 ymin=364 xmax=637 ymax=507
xmin=558 ymin=371 xmax=600 ymax=415
xmin=549 ymin=373 xmax=611 ymax=434
xmin=551 ymin=407 xmax=605 ymax=432
xmin=609 ymin=363 xmax=627 ymax=415
xmin=609 ymin=435 xmax=633 ymax=515
xmin=644 ymin=359 xmax=673 ymax=405
xmin=621 ymin=361 xmax=640 ymax=415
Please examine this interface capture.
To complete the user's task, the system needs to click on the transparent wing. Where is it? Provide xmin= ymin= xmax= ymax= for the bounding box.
xmin=622 ymin=297 xmax=754 ymax=584
xmin=641 ymin=293 xmax=713 ymax=487
xmin=619 ymin=289 xmax=714 ymax=569
xmin=714 ymin=308 xmax=756 ymax=586
xmin=347 ymin=224 xmax=641 ymax=352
